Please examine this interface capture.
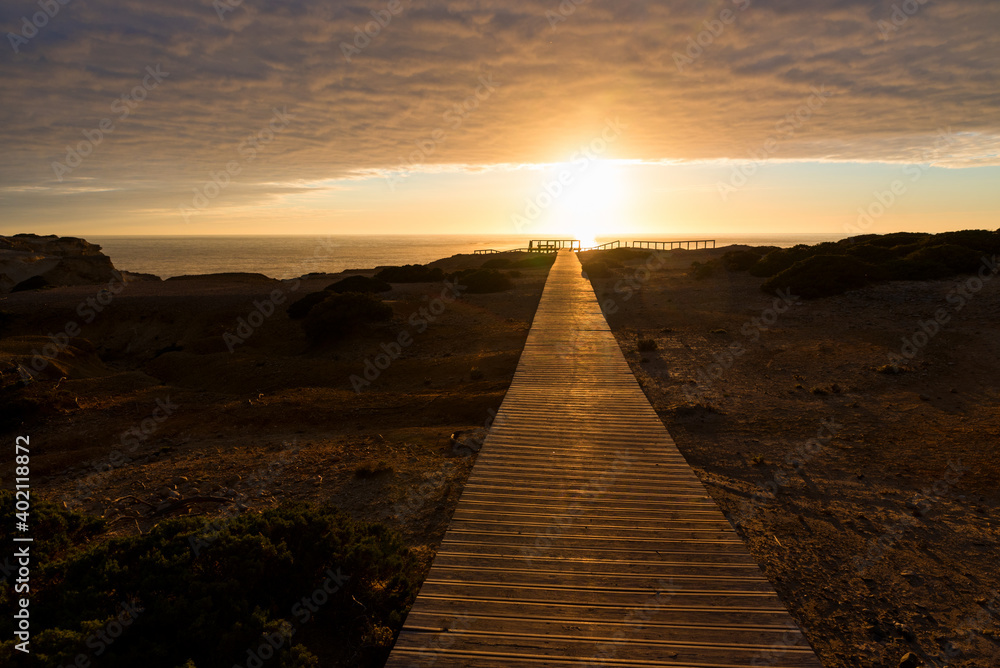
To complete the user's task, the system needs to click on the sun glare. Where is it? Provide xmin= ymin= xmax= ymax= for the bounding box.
xmin=554 ymin=159 xmax=628 ymax=248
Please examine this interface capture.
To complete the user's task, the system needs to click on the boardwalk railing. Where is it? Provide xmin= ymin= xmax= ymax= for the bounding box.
xmin=580 ymin=240 xmax=622 ymax=251
xmin=632 ymin=239 xmax=716 ymax=250
xmin=476 ymin=239 xmax=716 ymax=255
xmin=530 ymin=239 xmax=581 ymax=252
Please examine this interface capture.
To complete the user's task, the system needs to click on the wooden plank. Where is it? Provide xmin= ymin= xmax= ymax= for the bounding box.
xmin=384 ymin=251 xmax=821 ymax=667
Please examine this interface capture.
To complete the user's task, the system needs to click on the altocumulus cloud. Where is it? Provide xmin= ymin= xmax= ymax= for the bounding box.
xmin=1 ymin=0 xmax=998 ymax=218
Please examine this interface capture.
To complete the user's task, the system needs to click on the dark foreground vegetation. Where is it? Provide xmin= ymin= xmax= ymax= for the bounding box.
xmin=286 ymin=255 xmax=553 ymax=343
xmin=730 ymin=230 xmax=1000 ymax=298
xmin=0 ymin=491 xmax=418 ymax=668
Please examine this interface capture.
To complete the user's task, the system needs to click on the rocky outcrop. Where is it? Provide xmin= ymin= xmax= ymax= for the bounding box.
xmin=0 ymin=234 xmax=123 ymax=293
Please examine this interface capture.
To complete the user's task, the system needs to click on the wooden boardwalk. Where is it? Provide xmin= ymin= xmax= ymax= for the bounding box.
xmin=385 ymin=251 xmax=822 ymax=667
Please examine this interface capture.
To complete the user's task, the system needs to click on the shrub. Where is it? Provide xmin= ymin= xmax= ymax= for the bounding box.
xmin=0 ymin=495 xmax=419 ymax=668
xmin=929 ymin=229 xmax=1000 ymax=255
xmin=884 ymin=244 xmax=983 ymax=280
xmin=514 ymin=254 xmax=556 ymax=269
xmin=481 ymin=258 xmax=512 ymax=269
xmin=762 ymin=255 xmax=882 ymax=299
xmin=302 ymin=292 xmax=393 ymax=343
xmin=374 ymin=264 xmax=444 ymax=283
xmin=287 ymin=291 xmax=330 ymax=319
xmin=849 ymin=232 xmax=930 ymax=248
xmin=325 ymin=275 xmax=392 ymax=294
xmin=581 ymin=261 xmax=611 ymax=279
xmin=689 ymin=260 xmax=719 ymax=279
xmin=844 ymin=243 xmax=901 ymax=263
xmin=460 ymin=269 xmax=514 ymax=294
xmin=722 ymin=249 xmax=765 ymax=271
xmin=602 ymin=247 xmax=642 ymax=263
xmin=749 ymin=245 xmax=818 ymax=278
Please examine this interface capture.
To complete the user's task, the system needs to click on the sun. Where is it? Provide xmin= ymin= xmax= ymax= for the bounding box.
xmin=553 ymin=159 xmax=628 ymax=248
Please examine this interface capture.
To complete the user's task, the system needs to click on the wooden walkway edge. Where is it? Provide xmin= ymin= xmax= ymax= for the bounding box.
xmin=385 ymin=251 xmax=822 ymax=667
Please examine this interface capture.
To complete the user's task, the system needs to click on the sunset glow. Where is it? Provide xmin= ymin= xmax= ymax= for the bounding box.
xmin=1 ymin=2 xmax=999 ymax=236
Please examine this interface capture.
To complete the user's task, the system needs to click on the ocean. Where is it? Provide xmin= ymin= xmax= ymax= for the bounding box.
xmin=91 ymin=234 xmax=849 ymax=280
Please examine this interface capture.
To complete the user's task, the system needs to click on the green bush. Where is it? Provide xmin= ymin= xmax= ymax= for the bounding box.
xmin=762 ymin=255 xmax=883 ymax=299
xmin=748 ymin=245 xmax=817 ymax=277
xmin=722 ymin=249 xmax=766 ymax=271
xmin=843 ymin=243 xmax=905 ymax=263
xmin=885 ymin=244 xmax=983 ymax=280
xmin=460 ymin=269 xmax=514 ymax=294
xmin=325 ymin=276 xmax=392 ymax=294
xmin=924 ymin=230 xmax=1000 ymax=255
xmin=302 ymin=293 xmax=393 ymax=343
xmin=581 ymin=261 xmax=611 ymax=279
xmin=0 ymin=497 xmax=419 ymax=668
xmin=849 ymin=232 xmax=930 ymax=248
xmin=374 ymin=265 xmax=444 ymax=283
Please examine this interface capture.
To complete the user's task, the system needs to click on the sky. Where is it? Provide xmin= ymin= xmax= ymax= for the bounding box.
xmin=1 ymin=0 xmax=999 ymax=241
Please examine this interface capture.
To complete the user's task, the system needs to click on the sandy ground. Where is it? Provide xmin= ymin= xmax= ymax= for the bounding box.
xmin=581 ymin=247 xmax=1000 ymax=668
xmin=4 ymin=246 xmax=999 ymax=667
xmin=0 ymin=254 xmax=548 ymax=563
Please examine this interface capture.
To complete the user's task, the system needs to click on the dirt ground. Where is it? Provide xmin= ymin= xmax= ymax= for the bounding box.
xmin=4 ymin=245 xmax=999 ymax=667
xmin=581 ymin=246 xmax=1000 ymax=668
xmin=0 ymin=253 xmax=549 ymax=565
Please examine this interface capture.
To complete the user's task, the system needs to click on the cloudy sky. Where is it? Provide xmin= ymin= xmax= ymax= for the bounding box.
xmin=1 ymin=0 xmax=999 ymax=239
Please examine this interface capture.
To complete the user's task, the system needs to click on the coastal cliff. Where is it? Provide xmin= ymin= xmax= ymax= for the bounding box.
xmin=0 ymin=233 xmax=123 ymax=293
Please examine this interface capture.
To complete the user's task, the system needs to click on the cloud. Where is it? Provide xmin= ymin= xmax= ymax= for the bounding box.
xmin=0 ymin=0 xmax=998 ymax=219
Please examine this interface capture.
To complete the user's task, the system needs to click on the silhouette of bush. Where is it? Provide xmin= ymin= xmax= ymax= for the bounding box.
xmin=287 ymin=291 xmax=330 ymax=319
xmin=748 ymin=231 xmax=997 ymax=298
xmin=722 ymin=249 xmax=766 ymax=271
xmin=374 ymin=264 xmax=444 ymax=283
xmin=690 ymin=260 xmax=720 ymax=279
xmin=884 ymin=244 xmax=983 ymax=280
xmin=0 ymin=493 xmax=419 ymax=668
xmin=514 ymin=254 xmax=556 ymax=269
xmin=849 ymin=232 xmax=930 ymax=248
xmin=749 ymin=245 xmax=817 ymax=277
xmin=325 ymin=275 xmax=392 ymax=294
xmin=460 ymin=269 xmax=514 ymax=294
xmin=844 ymin=243 xmax=909 ymax=263
xmin=481 ymin=258 xmax=512 ymax=269
xmin=602 ymin=248 xmax=643 ymax=262
xmin=581 ymin=261 xmax=611 ymax=278
xmin=927 ymin=229 xmax=1000 ymax=255
xmin=302 ymin=292 xmax=393 ymax=343
xmin=762 ymin=255 xmax=883 ymax=299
